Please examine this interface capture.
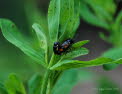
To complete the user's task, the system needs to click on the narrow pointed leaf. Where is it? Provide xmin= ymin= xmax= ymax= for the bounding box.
xmin=113 ymin=11 xmax=122 ymax=31
xmin=32 ymin=23 xmax=48 ymax=64
xmin=48 ymin=0 xmax=60 ymax=42
xmin=5 ymin=74 xmax=26 ymax=94
xmin=0 ymin=19 xmax=46 ymax=67
xmin=50 ymin=57 xmax=122 ymax=70
xmin=59 ymin=0 xmax=74 ymax=38
xmin=67 ymin=13 xmax=80 ymax=38
xmin=61 ymin=47 xmax=89 ymax=60
xmin=72 ymin=40 xmax=90 ymax=48
xmin=80 ymin=2 xmax=109 ymax=30
xmin=28 ymin=74 xmax=42 ymax=94
xmin=59 ymin=0 xmax=80 ymax=40
xmin=102 ymin=48 xmax=122 ymax=70
xmin=115 ymin=11 xmax=122 ymax=26
xmin=103 ymin=63 xmax=119 ymax=71
xmin=32 ymin=23 xmax=47 ymax=50
xmin=99 ymin=32 xmax=108 ymax=41
xmin=60 ymin=0 xmax=74 ymax=27
xmin=84 ymin=0 xmax=113 ymax=22
xmin=59 ymin=22 xmax=68 ymax=41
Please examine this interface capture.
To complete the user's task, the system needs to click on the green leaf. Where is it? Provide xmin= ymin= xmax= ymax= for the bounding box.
xmin=97 ymin=77 xmax=121 ymax=94
xmin=84 ymin=0 xmax=113 ymax=22
xmin=89 ymin=0 xmax=116 ymax=15
xmin=102 ymin=48 xmax=122 ymax=70
xmin=32 ymin=23 xmax=48 ymax=64
xmin=59 ymin=0 xmax=74 ymax=38
xmin=72 ymin=40 xmax=90 ymax=48
xmin=99 ymin=32 xmax=108 ymax=41
xmin=52 ymin=69 xmax=94 ymax=94
xmin=60 ymin=0 xmax=74 ymax=28
xmin=48 ymin=0 xmax=60 ymax=42
xmin=32 ymin=23 xmax=47 ymax=51
xmin=115 ymin=11 xmax=122 ymax=26
xmin=58 ymin=21 xmax=68 ymax=41
xmin=61 ymin=47 xmax=89 ymax=60
xmin=0 ymin=19 xmax=46 ymax=67
xmin=80 ymin=1 xmax=109 ymax=30
xmin=103 ymin=64 xmax=119 ymax=71
xmin=66 ymin=13 xmax=80 ymax=38
xmin=0 ymin=83 xmax=7 ymax=94
xmin=50 ymin=57 xmax=116 ymax=70
xmin=59 ymin=0 xmax=80 ymax=41
xmin=28 ymin=74 xmax=42 ymax=94
xmin=113 ymin=11 xmax=122 ymax=31
xmin=5 ymin=74 xmax=26 ymax=94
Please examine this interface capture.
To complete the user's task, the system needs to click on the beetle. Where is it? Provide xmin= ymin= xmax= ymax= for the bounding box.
xmin=53 ymin=42 xmax=63 ymax=55
xmin=53 ymin=39 xmax=74 ymax=55
xmin=61 ymin=39 xmax=74 ymax=51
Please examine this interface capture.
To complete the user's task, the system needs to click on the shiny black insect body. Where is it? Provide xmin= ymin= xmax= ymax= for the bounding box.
xmin=53 ymin=39 xmax=74 ymax=55
xmin=61 ymin=39 xmax=73 ymax=51
xmin=53 ymin=42 xmax=63 ymax=55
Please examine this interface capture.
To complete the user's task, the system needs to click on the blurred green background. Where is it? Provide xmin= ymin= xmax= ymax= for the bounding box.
xmin=0 ymin=0 xmax=48 ymax=81
xmin=0 ymin=0 xmax=122 ymax=94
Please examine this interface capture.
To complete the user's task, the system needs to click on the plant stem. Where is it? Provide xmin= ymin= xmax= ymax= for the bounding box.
xmin=46 ymin=79 xmax=51 ymax=94
xmin=41 ymin=53 xmax=56 ymax=94
xmin=41 ymin=70 xmax=51 ymax=94
xmin=48 ymin=54 xmax=55 ymax=68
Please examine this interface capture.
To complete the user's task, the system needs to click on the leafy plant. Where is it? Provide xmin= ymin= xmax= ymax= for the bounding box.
xmin=79 ymin=0 xmax=122 ymax=47
xmin=102 ymin=48 xmax=122 ymax=70
xmin=52 ymin=69 xmax=94 ymax=94
xmin=79 ymin=0 xmax=122 ymax=70
xmin=5 ymin=74 xmax=26 ymax=94
xmin=0 ymin=0 xmax=122 ymax=94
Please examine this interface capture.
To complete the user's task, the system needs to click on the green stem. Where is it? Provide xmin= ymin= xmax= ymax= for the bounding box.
xmin=41 ymin=53 xmax=57 ymax=94
xmin=46 ymin=79 xmax=51 ymax=94
xmin=48 ymin=53 xmax=55 ymax=68
xmin=41 ymin=70 xmax=51 ymax=94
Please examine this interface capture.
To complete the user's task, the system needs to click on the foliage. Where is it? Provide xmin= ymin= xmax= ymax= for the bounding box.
xmin=0 ymin=73 xmax=42 ymax=94
xmin=4 ymin=74 xmax=26 ymax=94
xmin=50 ymin=57 xmax=122 ymax=70
xmin=80 ymin=0 xmax=116 ymax=29
xmin=97 ymin=77 xmax=121 ymax=94
xmin=52 ymin=69 xmax=94 ymax=94
xmin=0 ymin=19 xmax=46 ymax=67
xmin=28 ymin=74 xmax=42 ymax=94
xmin=0 ymin=0 xmax=122 ymax=94
xmin=79 ymin=0 xmax=122 ymax=47
xmin=102 ymin=48 xmax=122 ymax=70
xmin=0 ymin=69 xmax=94 ymax=94
xmin=0 ymin=82 xmax=7 ymax=94
xmin=79 ymin=0 xmax=122 ymax=70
